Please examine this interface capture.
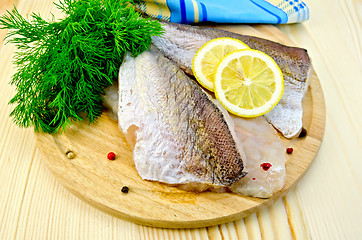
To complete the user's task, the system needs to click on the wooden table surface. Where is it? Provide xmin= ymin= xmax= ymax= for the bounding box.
xmin=1 ymin=0 xmax=361 ymax=239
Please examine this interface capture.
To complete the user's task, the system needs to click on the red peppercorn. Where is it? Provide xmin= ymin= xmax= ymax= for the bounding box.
xmin=286 ymin=148 xmax=293 ymax=154
xmin=107 ymin=152 xmax=116 ymax=160
xmin=260 ymin=163 xmax=272 ymax=171
xmin=252 ymin=178 xmax=256 ymax=180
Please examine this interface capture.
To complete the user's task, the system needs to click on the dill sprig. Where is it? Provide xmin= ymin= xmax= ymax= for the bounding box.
xmin=0 ymin=0 xmax=163 ymax=133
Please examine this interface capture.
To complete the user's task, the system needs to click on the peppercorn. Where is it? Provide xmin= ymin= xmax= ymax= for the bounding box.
xmin=260 ymin=163 xmax=272 ymax=171
xmin=107 ymin=152 xmax=116 ymax=160
xmin=286 ymin=147 xmax=294 ymax=154
xmin=298 ymin=127 xmax=307 ymax=138
xmin=121 ymin=186 xmax=129 ymax=193
xmin=66 ymin=150 xmax=75 ymax=159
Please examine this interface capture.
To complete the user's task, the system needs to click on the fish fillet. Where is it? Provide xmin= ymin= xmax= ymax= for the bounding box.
xmin=104 ymin=50 xmax=286 ymax=198
xmin=152 ymin=21 xmax=312 ymax=138
xmin=117 ymin=48 xmax=246 ymax=188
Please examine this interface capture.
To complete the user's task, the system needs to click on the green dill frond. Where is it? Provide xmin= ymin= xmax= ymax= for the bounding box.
xmin=1 ymin=0 xmax=163 ymax=133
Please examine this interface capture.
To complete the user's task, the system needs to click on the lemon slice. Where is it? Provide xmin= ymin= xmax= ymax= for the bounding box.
xmin=192 ymin=37 xmax=249 ymax=91
xmin=214 ymin=49 xmax=284 ymax=117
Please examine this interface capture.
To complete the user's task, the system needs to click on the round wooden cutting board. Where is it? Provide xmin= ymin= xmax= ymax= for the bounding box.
xmin=36 ymin=24 xmax=325 ymax=228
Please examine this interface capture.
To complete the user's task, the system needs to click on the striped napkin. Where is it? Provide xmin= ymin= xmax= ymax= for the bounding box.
xmin=135 ymin=0 xmax=309 ymax=24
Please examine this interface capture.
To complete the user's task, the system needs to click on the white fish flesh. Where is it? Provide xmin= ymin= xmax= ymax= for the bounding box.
xmin=230 ymin=116 xmax=286 ymax=198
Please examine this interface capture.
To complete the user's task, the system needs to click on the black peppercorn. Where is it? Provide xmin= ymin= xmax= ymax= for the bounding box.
xmin=298 ymin=127 xmax=307 ymax=138
xmin=121 ymin=186 xmax=129 ymax=193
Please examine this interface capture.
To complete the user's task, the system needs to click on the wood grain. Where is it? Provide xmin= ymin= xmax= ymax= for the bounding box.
xmin=35 ymin=25 xmax=326 ymax=228
xmin=1 ymin=0 xmax=361 ymax=238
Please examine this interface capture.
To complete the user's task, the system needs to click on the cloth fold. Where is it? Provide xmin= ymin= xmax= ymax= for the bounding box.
xmin=135 ymin=0 xmax=309 ymax=24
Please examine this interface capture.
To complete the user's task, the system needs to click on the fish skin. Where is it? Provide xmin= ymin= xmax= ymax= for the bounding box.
xmin=117 ymin=48 xmax=246 ymax=187
xmin=152 ymin=21 xmax=312 ymax=138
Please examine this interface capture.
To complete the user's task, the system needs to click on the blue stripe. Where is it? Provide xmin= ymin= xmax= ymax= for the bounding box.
xmin=200 ymin=2 xmax=207 ymax=22
xmin=180 ymin=0 xmax=187 ymax=24
xmin=302 ymin=2 xmax=309 ymax=20
xmin=250 ymin=0 xmax=282 ymax=24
